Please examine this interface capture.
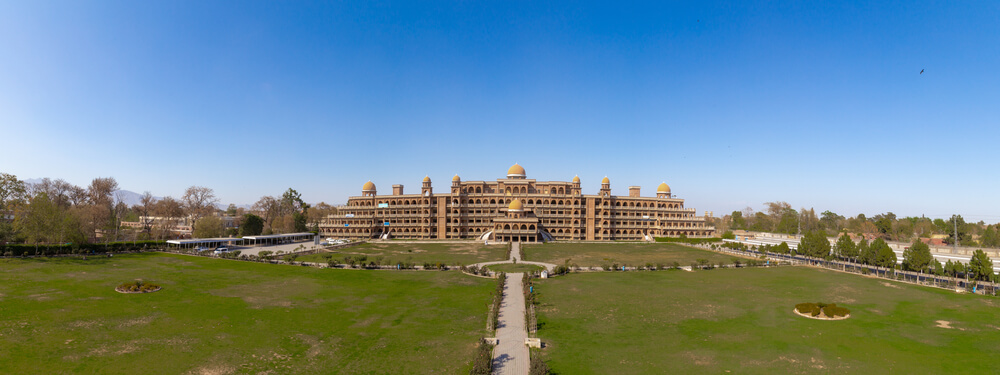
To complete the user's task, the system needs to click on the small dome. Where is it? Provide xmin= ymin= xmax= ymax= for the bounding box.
xmin=508 ymin=200 xmax=523 ymax=211
xmin=423 ymin=176 xmax=431 ymax=182
xmin=657 ymin=182 xmax=671 ymax=193
xmin=507 ymin=163 xmax=526 ymax=177
xmin=452 ymin=174 xmax=461 ymax=181
xmin=601 ymin=176 xmax=610 ymax=184
xmin=572 ymin=175 xmax=580 ymax=183
xmin=362 ymin=181 xmax=376 ymax=191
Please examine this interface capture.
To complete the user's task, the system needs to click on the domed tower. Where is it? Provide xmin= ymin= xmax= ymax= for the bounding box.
xmin=571 ymin=175 xmax=582 ymax=195
xmin=507 ymin=199 xmax=524 ymax=218
xmin=362 ymin=181 xmax=377 ymax=197
xmin=507 ymin=163 xmax=526 ymax=179
xmin=451 ymin=175 xmax=461 ymax=194
xmin=656 ymin=182 xmax=671 ymax=198
xmin=599 ymin=176 xmax=611 ymax=197
xmin=421 ymin=176 xmax=432 ymax=196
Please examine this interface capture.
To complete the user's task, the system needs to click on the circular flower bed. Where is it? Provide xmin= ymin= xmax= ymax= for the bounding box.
xmin=115 ymin=281 xmax=161 ymax=294
xmin=794 ymin=302 xmax=850 ymax=320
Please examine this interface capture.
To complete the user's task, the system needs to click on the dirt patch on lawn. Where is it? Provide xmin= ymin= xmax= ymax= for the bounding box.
xmin=880 ymin=282 xmax=901 ymax=289
xmin=935 ymin=320 xmax=964 ymax=330
xmin=210 ymin=279 xmax=317 ymax=309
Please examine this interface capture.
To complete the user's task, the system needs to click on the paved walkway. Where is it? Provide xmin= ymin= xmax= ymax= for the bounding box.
xmin=492 ymin=272 xmax=529 ymax=375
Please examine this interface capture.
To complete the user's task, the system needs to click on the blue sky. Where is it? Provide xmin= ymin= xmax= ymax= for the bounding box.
xmin=2 ymin=1 xmax=999 ymax=222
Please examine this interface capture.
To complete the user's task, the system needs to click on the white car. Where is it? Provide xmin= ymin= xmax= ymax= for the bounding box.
xmin=214 ymin=247 xmax=230 ymax=254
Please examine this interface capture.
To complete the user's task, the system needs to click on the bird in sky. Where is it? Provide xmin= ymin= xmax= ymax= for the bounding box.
xmin=920 ymin=69 xmax=924 ymax=74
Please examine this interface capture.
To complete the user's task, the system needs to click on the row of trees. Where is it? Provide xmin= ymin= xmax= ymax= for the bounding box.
xmin=1 ymin=172 xmax=339 ymax=246
xmin=720 ymin=201 xmax=997 ymax=248
xmin=759 ymin=229 xmax=998 ymax=282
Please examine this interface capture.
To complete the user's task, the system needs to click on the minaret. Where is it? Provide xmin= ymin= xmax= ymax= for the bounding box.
xmin=451 ymin=175 xmax=462 ymax=194
xmin=421 ymin=176 xmax=432 ymax=196
xmin=600 ymin=176 xmax=611 ymax=197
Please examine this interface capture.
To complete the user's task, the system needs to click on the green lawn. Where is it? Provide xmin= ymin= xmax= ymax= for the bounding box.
xmin=293 ymin=242 xmax=507 ymax=266
xmin=0 ymin=253 xmax=494 ymax=374
xmin=523 ymin=242 xmax=740 ymax=268
xmin=534 ymin=267 xmax=1000 ymax=374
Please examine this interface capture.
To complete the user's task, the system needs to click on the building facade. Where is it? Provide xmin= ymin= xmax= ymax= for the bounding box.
xmin=319 ymin=164 xmax=715 ymax=242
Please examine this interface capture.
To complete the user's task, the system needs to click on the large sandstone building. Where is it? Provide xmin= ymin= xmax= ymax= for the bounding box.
xmin=319 ymin=164 xmax=714 ymax=242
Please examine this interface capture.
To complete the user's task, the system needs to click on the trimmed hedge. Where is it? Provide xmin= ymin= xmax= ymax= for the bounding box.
xmin=1 ymin=241 xmax=167 ymax=257
xmin=655 ymin=237 xmax=722 ymax=244
xmin=796 ymin=302 xmax=850 ymax=318
xmin=469 ymin=339 xmax=494 ymax=375
xmin=116 ymin=281 xmax=161 ymax=293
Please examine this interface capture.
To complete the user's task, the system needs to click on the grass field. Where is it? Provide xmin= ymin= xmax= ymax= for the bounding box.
xmin=293 ymin=242 xmax=507 ymax=266
xmin=0 ymin=253 xmax=494 ymax=374
xmin=523 ymin=242 xmax=739 ymax=268
xmin=534 ymin=267 xmax=1000 ymax=374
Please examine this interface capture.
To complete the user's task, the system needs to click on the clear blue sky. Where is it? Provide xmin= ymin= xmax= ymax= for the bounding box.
xmin=2 ymin=1 xmax=999 ymax=222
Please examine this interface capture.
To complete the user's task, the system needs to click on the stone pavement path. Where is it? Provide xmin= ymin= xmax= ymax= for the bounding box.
xmin=492 ymin=272 xmax=529 ymax=375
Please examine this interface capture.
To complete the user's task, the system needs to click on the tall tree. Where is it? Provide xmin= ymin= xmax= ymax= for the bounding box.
xmin=968 ymin=249 xmax=994 ymax=282
xmin=730 ymin=210 xmax=745 ymax=230
xmin=857 ymin=238 xmax=874 ymax=265
xmin=240 ymin=213 xmax=264 ymax=236
xmin=872 ymin=238 xmax=897 ymax=269
xmin=798 ymin=230 xmax=831 ymax=258
xmin=182 ymin=186 xmax=219 ymax=222
xmin=253 ymin=196 xmax=280 ymax=232
xmin=134 ymin=191 xmax=156 ymax=237
xmin=87 ymin=177 xmax=119 ymax=242
xmin=152 ymin=196 xmax=184 ymax=239
xmin=193 ymin=216 xmax=224 ymax=238
xmin=0 ymin=173 xmax=28 ymax=242
xmin=902 ymin=240 xmax=933 ymax=272
xmin=820 ymin=210 xmax=845 ymax=234
xmin=834 ymin=233 xmax=857 ymax=261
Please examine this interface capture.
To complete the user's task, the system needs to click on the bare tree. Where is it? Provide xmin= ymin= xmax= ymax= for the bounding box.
xmin=152 ymin=196 xmax=184 ymax=239
xmin=87 ymin=177 xmax=119 ymax=243
xmin=182 ymin=186 xmax=219 ymax=222
xmin=133 ymin=191 xmax=156 ymax=238
xmin=253 ymin=195 xmax=280 ymax=232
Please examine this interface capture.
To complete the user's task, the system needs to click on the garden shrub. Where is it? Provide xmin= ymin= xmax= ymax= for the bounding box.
xmin=823 ymin=304 xmax=850 ymax=317
xmin=469 ymin=339 xmax=494 ymax=375
xmin=116 ymin=281 xmax=161 ymax=293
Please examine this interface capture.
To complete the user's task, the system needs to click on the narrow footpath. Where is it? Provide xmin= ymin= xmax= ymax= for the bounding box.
xmin=492 ymin=243 xmax=530 ymax=375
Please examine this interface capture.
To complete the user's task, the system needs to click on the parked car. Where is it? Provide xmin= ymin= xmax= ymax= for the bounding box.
xmin=214 ymin=247 xmax=230 ymax=254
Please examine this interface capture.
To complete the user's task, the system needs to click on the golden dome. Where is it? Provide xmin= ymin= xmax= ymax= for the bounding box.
xmin=657 ymin=182 xmax=671 ymax=193
xmin=507 ymin=163 xmax=526 ymax=177
xmin=452 ymin=174 xmax=461 ymax=181
xmin=362 ymin=181 xmax=376 ymax=191
xmin=601 ymin=176 xmax=610 ymax=184
xmin=572 ymin=175 xmax=580 ymax=183
xmin=423 ymin=176 xmax=431 ymax=182
xmin=508 ymin=200 xmax=523 ymax=211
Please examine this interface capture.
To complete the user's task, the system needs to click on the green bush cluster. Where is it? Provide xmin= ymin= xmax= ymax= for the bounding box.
xmin=529 ymin=348 xmax=550 ymax=375
xmin=469 ymin=339 xmax=494 ymax=375
xmin=490 ymin=272 xmax=506 ymax=331
xmin=1 ymin=241 xmax=167 ymax=257
xmin=117 ymin=280 xmax=160 ymax=293
xmin=796 ymin=302 xmax=850 ymax=318
xmin=654 ymin=237 xmax=722 ymax=244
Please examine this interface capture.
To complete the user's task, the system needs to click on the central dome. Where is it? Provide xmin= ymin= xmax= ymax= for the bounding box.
xmin=508 ymin=200 xmax=523 ymax=211
xmin=362 ymin=181 xmax=376 ymax=191
xmin=507 ymin=163 xmax=526 ymax=178
xmin=601 ymin=176 xmax=610 ymax=184
xmin=657 ymin=182 xmax=671 ymax=193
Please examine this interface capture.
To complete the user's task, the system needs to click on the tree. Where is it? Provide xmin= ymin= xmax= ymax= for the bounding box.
xmin=968 ymin=249 xmax=994 ymax=282
xmin=182 ymin=186 xmax=219 ymax=222
xmin=0 ymin=172 xmax=28 ymax=243
xmin=774 ymin=241 xmax=790 ymax=254
xmin=134 ymin=191 xmax=156 ymax=238
xmin=798 ymin=230 xmax=831 ymax=258
xmin=253 ymin=196 xmax=280 ymax=232
xmin=152 ymin=196 xmax=184 ymax=239
xmin=730 ymin=211 xmax=745 ymax=230
xmin=820 ymin=210 xmax=845 ymax=234
xmin=871 ymin=239 xmax=897 ymax=269
xmin=931 ymin=259 xmax=944 ymax=276
xmin=857 ymin=238 xmax=874 ymax=265
xmin=87 ymin=177 xmax=119 ymax=242
xmin=902 ymin=240 xmax=933 ymax=273
xmin=834 ymin=233 xmax=857 ymax=261
xmin=193 ymin=216 xmax=224 ymax=238
xmin=240 ymin=214 xmax=264 ymax=236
